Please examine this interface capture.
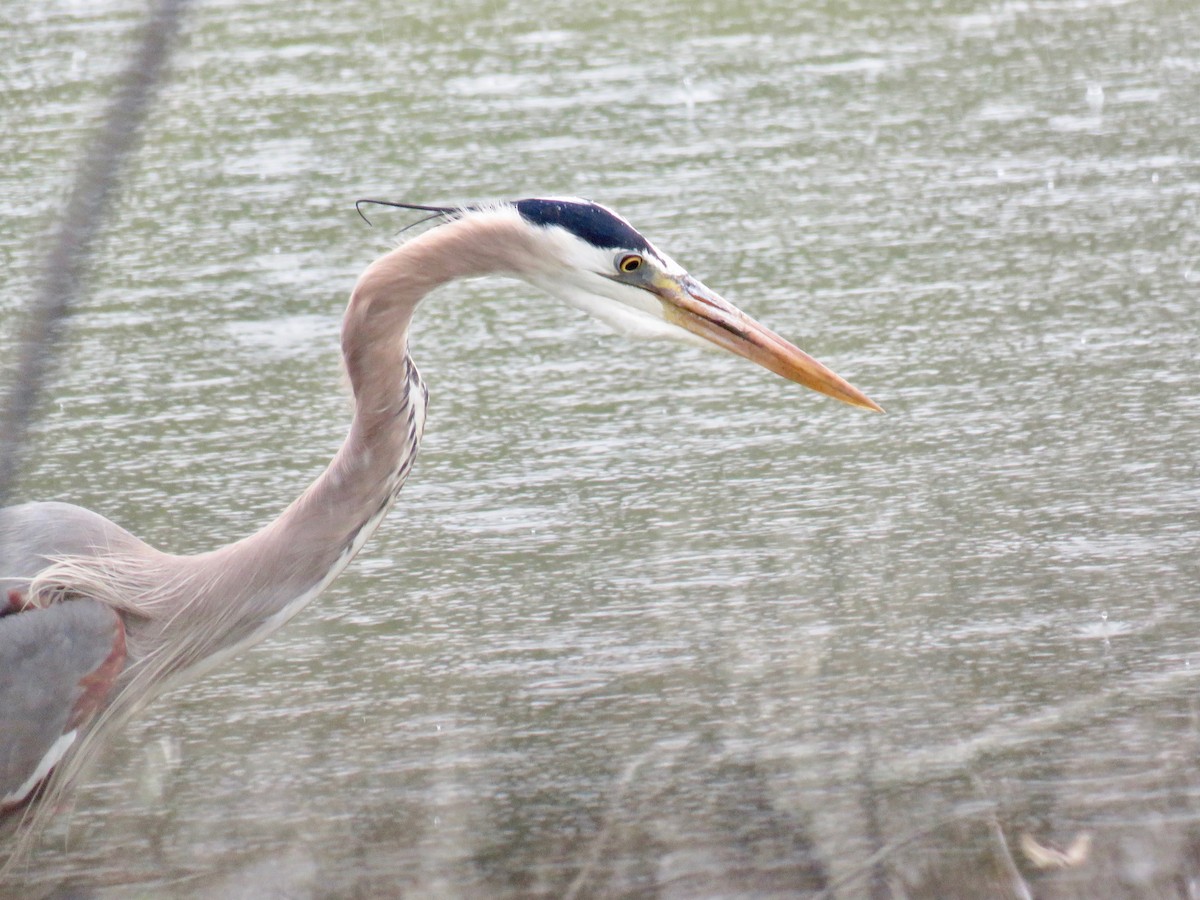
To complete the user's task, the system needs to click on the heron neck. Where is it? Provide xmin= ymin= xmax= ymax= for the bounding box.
xmin=152 ymin=213 xmax=539 ymax=665
xmin=261 ymin=210 xmax=536 ymax=588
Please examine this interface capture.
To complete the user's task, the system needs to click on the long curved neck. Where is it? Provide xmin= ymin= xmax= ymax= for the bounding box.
xmin=16 ymin=211 xmax=548 ymax=838
xmin=124 ymin=211 xmax=540 ymax=674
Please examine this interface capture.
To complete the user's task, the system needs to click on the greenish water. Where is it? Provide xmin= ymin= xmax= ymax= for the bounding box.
xmin=2 ymin=0 xmax=1199 ymax=895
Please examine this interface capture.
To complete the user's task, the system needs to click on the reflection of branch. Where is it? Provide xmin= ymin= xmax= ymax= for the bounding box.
xmin=563 ymin=739 xmax=686 ymax=900
xmin=812 ymin=805 xmax=994 ymax=900
xmin=989 ymin=811 xmax=1033 ymax=900
xmin=970 ymin=773 xmax=1032 ymax=899
xmin=856 ymin=731 xmax=888 ymax=897
xmin=865 ymin=655 xmax=1200 ymax=796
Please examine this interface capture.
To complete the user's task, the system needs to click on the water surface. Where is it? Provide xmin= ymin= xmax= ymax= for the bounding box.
xmin=2 ymin=0 xmax=1198 ymax=895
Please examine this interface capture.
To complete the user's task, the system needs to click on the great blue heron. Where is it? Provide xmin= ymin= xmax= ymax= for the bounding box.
xmin=0 ymin=197 xmax=879 ymax=840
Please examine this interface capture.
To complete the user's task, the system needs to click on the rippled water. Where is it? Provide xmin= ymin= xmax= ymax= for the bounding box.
xmin=2 ymin=0 xmax=1199 ymax=896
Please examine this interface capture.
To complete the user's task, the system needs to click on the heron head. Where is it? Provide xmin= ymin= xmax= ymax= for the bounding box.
xmin=358 ymin=196 xmax=881 ymax=411
xmin=506 ymin=197 xmax=881 ymax=412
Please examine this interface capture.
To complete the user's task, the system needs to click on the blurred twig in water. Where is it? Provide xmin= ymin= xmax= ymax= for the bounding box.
xmin=989 ymin=811 xmax=1034 ymax=900
xmin=563 ymin=739 xmax=686 ymax=900
xmin=811 ymin=804 xmax=996 ymax=900
xmin=0 ymin=0 xmax=190 ymax=508
xmin=1019 ymin=830 xmax=1092 ymax=870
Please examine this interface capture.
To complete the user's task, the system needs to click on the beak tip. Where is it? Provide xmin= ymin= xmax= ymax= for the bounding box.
xmin=833 ymin=385 xmax=883 ymax=414
xmin=843 ymin=398 xmax=884 ymax=413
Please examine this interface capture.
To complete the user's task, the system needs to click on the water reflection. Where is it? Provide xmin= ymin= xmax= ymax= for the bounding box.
xmin=2 ymin=0 xmax=1199 ymax=895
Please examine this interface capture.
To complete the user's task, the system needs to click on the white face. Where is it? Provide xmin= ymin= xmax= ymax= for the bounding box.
xmin=513 ymin=206 xmax=712 ymax=348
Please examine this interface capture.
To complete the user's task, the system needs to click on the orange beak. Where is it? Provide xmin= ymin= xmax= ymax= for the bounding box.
xmin=654 ymin=273 xmax=883 ymax=412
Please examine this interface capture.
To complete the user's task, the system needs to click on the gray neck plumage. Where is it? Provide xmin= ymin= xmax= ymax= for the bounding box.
xmin=123 ymin=249 xmax=434 ymax=681
xmin=121 ymin=210 xmax=542 ymax=683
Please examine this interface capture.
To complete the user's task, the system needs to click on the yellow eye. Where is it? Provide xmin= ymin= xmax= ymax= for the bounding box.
xmin=618 ymin=254 xmax=643 ymax=274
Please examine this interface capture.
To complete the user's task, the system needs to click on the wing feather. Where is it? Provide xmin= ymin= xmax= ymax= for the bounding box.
xmin=0 ymin=600 xmax=126 ymax=812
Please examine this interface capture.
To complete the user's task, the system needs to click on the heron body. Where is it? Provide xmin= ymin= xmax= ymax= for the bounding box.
xmin=0 ymin=198 xmax=878 ymax=840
